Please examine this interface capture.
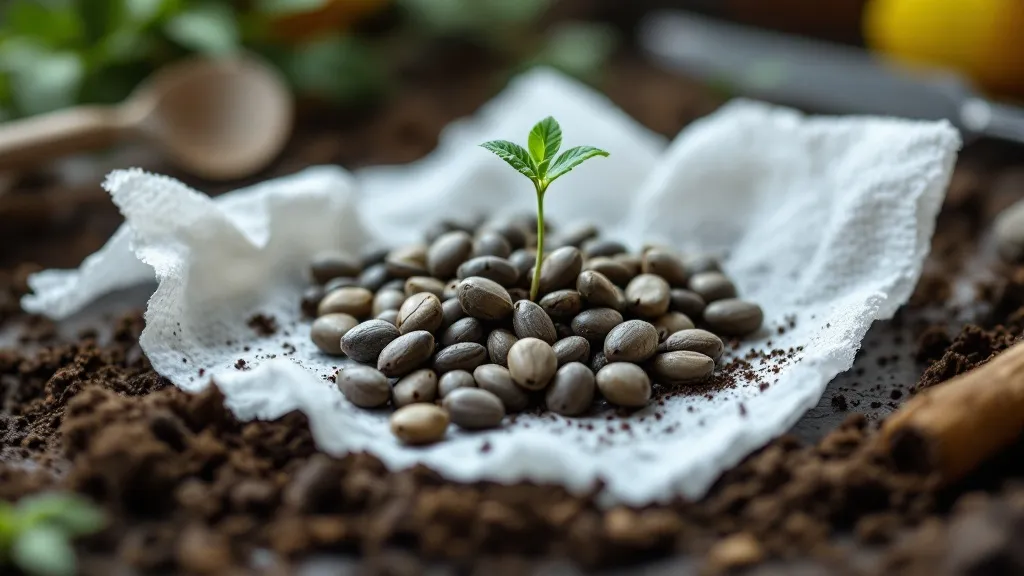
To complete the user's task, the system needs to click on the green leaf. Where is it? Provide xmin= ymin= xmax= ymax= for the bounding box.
xmin=16 ymin=493 xmax=106 ymax=536
xmin=4 ymin=1 xmax=83 ymax=47
xmin=480 ymin=140 xmax=537 ymax=181
xmin=0 ymin=43 xmax=85 ymax=116
xmin=163 ymin=3 xmax=239 ymax=55
xmin=526 ymin=116 xmax=561 ymax=174
xmin=11 ymin=526 xmax=76 ymax=576
xmin=282 ymin=36 xmax=386 ymax=105
xmin=534 ymin=21 xmax=617 ymax=81
xmin=546 ymin=145 xmax=609 ymax=183
xmin=255 ymin=0 xmax=330 ymax=15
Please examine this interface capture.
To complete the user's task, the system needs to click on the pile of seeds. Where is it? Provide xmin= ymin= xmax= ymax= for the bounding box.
xmin=301 ymin=215 xmax=764 ymax=445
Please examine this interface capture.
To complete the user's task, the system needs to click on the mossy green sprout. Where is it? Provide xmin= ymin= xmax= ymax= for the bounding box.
xmin=480 ymin=116 xmax=609 ymax=301
xmin=0 ymin=493 xmax=106 ymax=576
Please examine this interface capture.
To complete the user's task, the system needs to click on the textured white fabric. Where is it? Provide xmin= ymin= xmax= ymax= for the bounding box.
xmin=22 ymin=68 xmax=960 ymax=505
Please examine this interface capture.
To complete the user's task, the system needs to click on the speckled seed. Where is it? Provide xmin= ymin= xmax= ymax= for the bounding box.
xmin=432 ymin=342 xmax=488 ymax=374
xmin=486 ymin=329 xmax=518 ymax=367
xmin=659 ymin=329 xmax=725 ymax=362
xmin=582 ymin=239 xmax=627 ymax=258
xmin=683 ymin=253 xmax=721 ymax=275
xmin=650 ymin=351 xmax=715 ymax=384
xmin=301 ymin=286 xmax=325 ymax=317
xmin=337 ymin=365 xmax=390 ymax=408
xmin=360 ymin=245 xmax=390 ymax=268
xmin=392 ymin=368 xmax=438 ymax=408
xmin=596 ymin=363 xmax=651 ymax=408
xmin=310 ymin=250 xmax=362 ymax=284
xmin=571 ymin=308 xmax=624 ymax=344
xmin=545 ymin=362 xmax=595 ymax=416
xmin=404 ymin=276 xmax=446 ymax=299
xmin=590 ymin=351 xmax=609 ymax=372
xmin=385 ymin=245 xmax=428 ymax=278
xmin=390 ymin=404 xmax=449 ymax=445
xmin=625 ymin=274 xmax=671 ymax=318
xmin=358 ymin=263 xmax=390 ymax=292
xmin=577 ymin=270 xmax=623 ymax=310
xmin=423 ymin=220 xmax=456 ymax=244
xmin=457 ymin=277 xmax=514 ymax=320
xmin=688 ymin=272 xmax=737 ymax=303
xmin=652 ymin=312 xmax=696 ymax=341
xmin=472 ymin=231 xmax=512 ymax=259
xmin=440 ymin=298 xmax=466 ymax=330
xmin=539 ymin=290 xmax=582 ymax=320
xmin=377 ymin=331 xmax=435 ymax=377
xmin=438 ymin=370 xmax=476 ymax=398
xmin=317 ymin=287 xmax=374 ymax=318
xmin=380 ymin=279 xmax=406 ymax=292
xmin=642 ymin=249 xmax=688 ymax=287
xmin=703 ymin=299 xmax=763 ymax=337
xmin=456 ymin=256 xmax=519 ymax=287
xmin=481 ymin=221 xmax=528 ymax=250
xmin=324 ymin=276 xmax=359 ymax=292
xmin=372 ymin=289 xmax=406 ymax=317
xmin=440 ymin=317 xmax=484 ymax=347
xmin=552 ymin=336 xmax=590 ymax=367
xmin=583 ymin=257 xmax=633 ymax=286
xmin=603 ymin=320 xmax=659 ymax=363
xmin=444 ymin=387 xmax=505 ymax=430
xmin=512 ymin=300 xmax=557 ymax=343
xmin=426 ymin=230 xmax=473 ymax=279
xmin=376 ymin=310 xmax=398 ymax=325
xmin=539 ymin=247 xmax=584 ymax=293
xmin=341 ymin=320 xmax=400 ymax=363
xmin=670 ymin=289 xmax=706 ymax=320
xmin=473 ymin=364 xmax=529 ymax=412
xmin=506 ymin=338 xmax=558 ymax=391
xmin=443 ymin=280 xmax=460 ymax=300
xmin=612 ymin=253 xmax=642 ymax=277
xmin=396 ymin=293 xmax=443 ymax=335
xmin=508 ymin=249 xmax=537 ymax=281
xmin=310 ymin=313 xmax=358 ymax=355
xmin=555 ymin=323 xmax=575 ymax=340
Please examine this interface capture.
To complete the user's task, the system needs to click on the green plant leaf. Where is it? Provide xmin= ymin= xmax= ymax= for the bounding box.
xmin=11 ymin=526 xmax=76 ymax=576
xmin=255 ymin=0 xmax=330 ymax=16
xmin=16 ymin=493 xmax=106 ymax=536
xmin=0 ymin=42 xmax=85 ymax=116
xmin=164 ymin=3 xmax=239 ymax=55
xmin=533 ymin=21 xmax=617 ymax=82
xmin=527 ymin=116 xmax=561 ymax=174
xmin=4 ymin=1 xmax=83 ymax=47
xmin=546 ymin=145 xmax=608 ymax=182
xmin=480 ymin=140 xmax=537 ymax=180
xmin=282 ymin=35 xmax=387 ymax=105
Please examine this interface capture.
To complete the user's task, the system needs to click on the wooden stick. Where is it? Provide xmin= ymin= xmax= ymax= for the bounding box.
xmin=879 ymin=340 xmax=1024 ymax=481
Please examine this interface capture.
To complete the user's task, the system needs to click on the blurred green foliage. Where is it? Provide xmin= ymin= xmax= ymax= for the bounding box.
xmin=0 ymin=0 xmax=618 ymax=121
xmin=0 ymin=492 xmax=107 ymax=576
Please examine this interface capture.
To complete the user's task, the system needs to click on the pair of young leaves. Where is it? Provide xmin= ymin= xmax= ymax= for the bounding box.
xmin=480 ymin=116 xmax=608 ymax=193
xmin=0 ymin=493 xmax=106 ymax=576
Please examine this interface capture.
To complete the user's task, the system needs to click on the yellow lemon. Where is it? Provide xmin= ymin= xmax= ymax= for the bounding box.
xmin=864 ymin=0 xmax=1024 ymax=96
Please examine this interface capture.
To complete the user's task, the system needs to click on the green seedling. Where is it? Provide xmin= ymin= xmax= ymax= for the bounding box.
xmin=480 ymin=116 xmax=609 ymax=300
xmin=0 ymin=492 xmax=106 ymax=576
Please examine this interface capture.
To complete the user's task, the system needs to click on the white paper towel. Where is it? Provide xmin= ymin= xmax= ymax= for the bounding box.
xmin=22 ymin=68 xmax=960 ymax=505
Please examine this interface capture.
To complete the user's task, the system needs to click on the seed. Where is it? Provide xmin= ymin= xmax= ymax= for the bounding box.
xmin=583 ymin=257 xmax=633 ymax=286
xmin=508 ymin=249 xmax=537 ymax=281
xmin=360 ymin=245 xmax=390 ymax=268
xmin=392 ymin=368 xmax=438 ymax=408
xmin=596 ymin=363 xmax=651 ymax=408
xmin=625 ymin=274 xmax=671 ymax=318
xmin=457 ymin=256 xmax=519 ymax=287
xmin=385 ymin=245 xmax=428 ymax=278
xmin=426 ymin=230 xmax=473 ymax=279
xmin=539 ymin=247 xmax=584 ymax=293
xmin=458 ymin=277 xmax=514 ymax=320
xmin=337 ymin=365 xmax=390 ymax=408
xmin=683 ymin=253 xmax=721 ymax=275
xmin=301 ymin=286 xmax=325 ymax=317
xmin=539 ymin=290 xmax=581 ymax=320
xmin=688 ymin=272 xmax=737 ymax=302
xmin=642 ymin=249 xmax=688 ymax=287
xmin=481 ymin=221 xmax=528 ymax=250
xmin=552 ymin=336 xmax=590 ymax=366
xmin=440 ymin=317 xmax=484 ymax=347
xmin=545 ymin=362 xmax=595 ymax=416
xmin=650 ymin=351 xmax=715 ymax=384
xmin=612 ymin=253 xmax=642 ymax=277
xmin=508 ymin=287 xmax=530 ymax=302
xmin=380 ymin=279 xmax=406 ymax=292
xmin=577 ymin=270 xmax=623 ymax=310
xmin=404 ymin=276 xmax=446 ymax=299
xmin=670 ymin=289 xmax=706 ymax=320
xmin=603 ymin=320 xmax=659 ymax=363
xmin=423 ymin=220 xmax=456 ymax=244
xmin=506 ymin=337 xmax=558 ymax=391
xmin=443 ymin=279 xmax=460 ymax=300
xmin=444 ymin=388 xmax=505 ymax=430
xmin=472 ymin=231 xmax=512 ymax=259
xmin=310 ymin=313 xmax=358 ymax=356
xmin=557 ymin=223 xmax=599 ymax=248
xmin=390 ymin=404 xmax=449 ymax=445
xmin=324 ymin=276 xmax=359 ymax=292
xmin=440 ymin=298 xmax=467 ymax=330
xmin=433 ymin=342 xmax=488 ymax=374
xmin=396 ymin=293 xmax=443 ymax=335
xmin=377 ymin=330 xmax=435 ymax=377
xmin=659 ymin=329 xmax=725 ymax=362
xmin=358 ymin=263 xmax=391 ymax=292
xmin=704 ymin=299 xmax=763 ymax=336
xmin=571 ymin=308 xmax=624 ymax=344
xmin=373 ymin=289 xmax=406 ymax=316
xmin=341 ymin=320 xmax=401 ymax=363
xmin=487 ymin=329 xmax=518 ymax=367
xmin=582 ymin=239 xmax=627 ymax=258
xmin=377 ymin=310 xmax=398 ymax=325
xmin=473 ymin=364 xmax=528 ymax=412
xmin=317 ymin=286 xmax=374 ymax=318
xmin=438 ymin=370 xmax=476 ymax=398
xmin=310 ymin=250 xmax=362 ymax=284
xmin=652 ymin=312 xmax=696 ymax=341
xmin=512 ymin=300 xmax=557 ymax=343
xmin=590 ymin=351 xmax=609 ymax=372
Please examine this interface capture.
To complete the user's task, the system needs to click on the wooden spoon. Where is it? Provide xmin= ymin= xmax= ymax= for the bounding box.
xmin=0 ymin=55 xmax=293 ymax=181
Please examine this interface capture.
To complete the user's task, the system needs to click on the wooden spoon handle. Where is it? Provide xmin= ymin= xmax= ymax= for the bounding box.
xmin=0 ymin=106 xmax=131 ymax=170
